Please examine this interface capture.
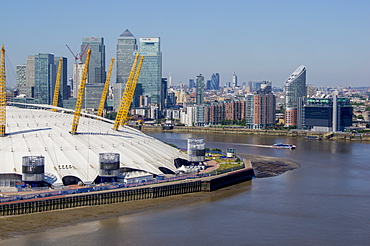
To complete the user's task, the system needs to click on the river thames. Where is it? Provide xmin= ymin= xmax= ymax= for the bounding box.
xmin=1 ymin=132 xmax=370 ymax=245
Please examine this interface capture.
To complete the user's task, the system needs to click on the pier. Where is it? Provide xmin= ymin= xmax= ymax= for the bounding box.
xmin=0 ymin=166 xmax=254 ymax=216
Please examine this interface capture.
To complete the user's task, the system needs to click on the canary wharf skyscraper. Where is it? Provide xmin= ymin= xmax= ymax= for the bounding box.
xmin=81 ymin=37 xmax=106 ymax=84
xmin=284 ymin=65 xmax=306 ymax=126
xmin=33 ymin=54 xmax=68 ymax=105
xmin=138 ymin=37 xmax=163 ymax=108
xmin=114 ymin=29 xmax=137 ymax=110
xmin=34 ymin=53 xmax=55 ymax=104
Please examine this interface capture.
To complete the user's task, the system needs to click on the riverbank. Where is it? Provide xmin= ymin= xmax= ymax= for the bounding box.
xmin=239 ymin=154 xmax=299 ymax=178
xmin=0 ymin=190 xmax=224 ymax=240
xmin=0 ymin=154 xmax=297 ymax=240
xmin=142 ymin=125 xmax=370 ymax=141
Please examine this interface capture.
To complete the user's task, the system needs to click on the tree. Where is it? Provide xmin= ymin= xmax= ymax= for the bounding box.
xmin=211 ymin=148 xmax=222 ymax=152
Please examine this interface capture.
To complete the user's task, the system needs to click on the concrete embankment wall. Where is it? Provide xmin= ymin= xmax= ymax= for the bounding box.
xmin=142 ymin=126 xmax=370 ymax=141
xmin=201 ymin=168 xmax=254 ymax=191
xmin=0 ymin=168 xmax=254 ymax=216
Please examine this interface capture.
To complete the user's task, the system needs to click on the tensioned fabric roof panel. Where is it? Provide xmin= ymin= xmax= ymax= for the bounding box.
xmin=0 ymin=105 xmax=187 ymax=184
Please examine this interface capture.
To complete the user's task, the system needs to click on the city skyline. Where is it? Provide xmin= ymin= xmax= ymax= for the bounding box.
xmin=1 ymin=0 xmax=369 ymax=88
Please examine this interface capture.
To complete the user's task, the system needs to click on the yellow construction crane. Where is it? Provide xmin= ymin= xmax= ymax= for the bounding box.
xmin=0 ymin=44 xmax=6 ymax=137
xmin=113 ymin=53 xmax=144 ymax=131
xmin=97 ymin=57 xmax=114 ymax=117
xmin=70 ymin=48 xmax=91 ymax=135
xmin=52 ymin=57 xmax=63 ymax=112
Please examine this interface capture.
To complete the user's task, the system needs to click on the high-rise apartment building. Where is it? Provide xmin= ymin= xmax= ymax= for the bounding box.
xmin=284 ymin=65 xmax=306 ymax=126
xmin=253 ymin=88 xmax=276 ymax=129
xmin=196 ymin=105 xmax=206 ymax=126
xmin=196 ymin=74 xmax=204 ymax=105
xmin=245 ymin=95 xmax=254 ymax=125
xmin=180 ymin=106 xmax=196 ymax=126
xmin=114 ymin=29 xmax=137 ymax=110
xmin=138 ymin=37 xmax=163 ymax=108
xmin=81 ymin=37 xmax=106 ymax=84
xmin=72 ymin=63 xmax=84 ymax=98
xmin=204 ymin=103 xmax=224 ymax=125
xmin=224 ymin=100 xmax=244 ymax=121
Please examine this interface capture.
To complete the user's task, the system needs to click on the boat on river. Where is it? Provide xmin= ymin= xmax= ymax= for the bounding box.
xmin=272 ymin=143 xmax=296 ymax=149
xmin=304 ymin=136 xmax=322 ymax=140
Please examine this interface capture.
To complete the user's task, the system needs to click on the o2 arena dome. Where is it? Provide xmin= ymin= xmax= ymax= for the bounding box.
xmin=0 ymin=104 xmax=188 ymax=187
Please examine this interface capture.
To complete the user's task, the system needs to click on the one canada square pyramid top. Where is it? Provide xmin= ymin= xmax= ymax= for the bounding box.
xmin=119 ymin=29 xmax=135 ymax=37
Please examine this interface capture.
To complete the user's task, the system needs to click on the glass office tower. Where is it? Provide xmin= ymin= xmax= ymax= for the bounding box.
xmin=138 ymin=37 xmax=162 ymax=108
xmin=114 ymin=29 xmax=137 ymax=110
xmin=81 ymin=37 xmax=106 ymax=84
xmin=210 ymin=73 xmax=220 ymax=90
xmin=189 ymin=79 xmax=195 ymax=89
xmin=33 ymin=54 xmax=68 ymax=106
xmin=303 ymin=96 xmax=352 ymax=132
xmin=116 ymin=29 xmax=137 ymax=84
xmin=34 ymin=53 xmax=55 ymax=104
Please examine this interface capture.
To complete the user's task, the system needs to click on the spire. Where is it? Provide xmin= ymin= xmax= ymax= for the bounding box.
xmin=119 ymin=29 xmax=135 ymax=37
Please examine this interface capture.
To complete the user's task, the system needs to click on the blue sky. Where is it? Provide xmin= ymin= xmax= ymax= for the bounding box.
xmin=1 ymin=0 xmax=369 ymax=88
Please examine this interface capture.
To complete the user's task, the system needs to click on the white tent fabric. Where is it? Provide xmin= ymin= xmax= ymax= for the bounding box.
xmin=0 ymin=105 xmax=187 ymax=184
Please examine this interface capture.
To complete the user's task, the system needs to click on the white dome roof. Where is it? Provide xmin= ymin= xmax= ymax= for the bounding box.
xmin=0 ymin=104 xmax=187 ymax=184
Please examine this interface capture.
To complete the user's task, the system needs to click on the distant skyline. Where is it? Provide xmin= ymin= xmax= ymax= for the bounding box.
xmin=1 ymin=0 xmax=369 ymax=88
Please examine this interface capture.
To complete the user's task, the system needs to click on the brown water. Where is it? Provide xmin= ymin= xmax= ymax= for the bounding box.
xmin=1 ymin=132 xmax=370 ymax=245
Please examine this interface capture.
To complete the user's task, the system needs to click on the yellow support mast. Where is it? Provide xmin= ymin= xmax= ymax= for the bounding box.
xmin=97 ymin=57 xmax=114 ymax=117
xmin=70 ymin=49 xmax=91 ymax=135
xmin=120 ymin=55 xmax=144 ymax=125
xmin=0 ymin=44 xmax=6 ymax=137
xmin=52 ymin=57 xmax=63 ymax=112
xmin=112 ymin=53 xmax=144 ymax=131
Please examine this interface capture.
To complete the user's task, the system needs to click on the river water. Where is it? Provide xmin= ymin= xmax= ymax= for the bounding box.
xmin=2 ymin=132 xmax=370 ymax=245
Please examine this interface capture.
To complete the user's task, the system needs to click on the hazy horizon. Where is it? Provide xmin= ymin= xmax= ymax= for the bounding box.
xmin=1 ymin=0 xmax=369 ymax=88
